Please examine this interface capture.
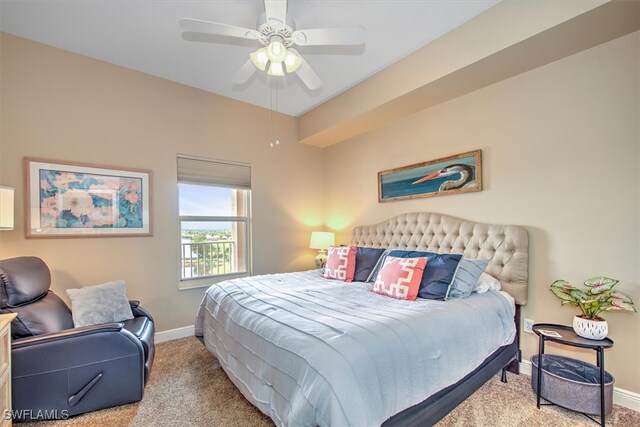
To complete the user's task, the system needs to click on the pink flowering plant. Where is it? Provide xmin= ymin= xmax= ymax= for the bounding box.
xmin=550 ymin=277 xmax=636 ymax=321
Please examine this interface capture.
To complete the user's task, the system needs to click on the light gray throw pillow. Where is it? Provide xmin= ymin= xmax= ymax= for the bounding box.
xmin=66 ymin=280 xmax=134 ymax=328
xmin=446 ymin=258 xmax=490 ymax=300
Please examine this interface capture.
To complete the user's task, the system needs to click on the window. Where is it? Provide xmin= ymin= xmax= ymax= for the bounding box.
xmin=177 ymin=155 xmax=251 ymax=286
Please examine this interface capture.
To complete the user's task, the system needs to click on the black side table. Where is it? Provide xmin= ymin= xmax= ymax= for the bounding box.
xmin=533 ymin=323 xmax=614 ymax=427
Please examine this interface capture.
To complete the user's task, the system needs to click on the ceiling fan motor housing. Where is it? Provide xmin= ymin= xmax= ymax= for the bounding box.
xmin=257 ymin=21 xmax=294 ymax=47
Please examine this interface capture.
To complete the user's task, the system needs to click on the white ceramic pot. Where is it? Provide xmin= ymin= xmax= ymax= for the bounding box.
xmin=573 ymin=315 xmax=608 ymax=340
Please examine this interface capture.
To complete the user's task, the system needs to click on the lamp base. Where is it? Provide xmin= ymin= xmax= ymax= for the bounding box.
xmin=314 ymin=250 xmax=328 ymax=269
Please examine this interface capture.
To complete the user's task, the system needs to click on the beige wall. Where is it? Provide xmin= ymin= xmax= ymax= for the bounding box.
xmin=0 ymin=34 xmax=325 ymax=331
xmin=1 ymin=28 xmax=638 ymax=393
xmin=324 ymin=32 xmax=640 ymax=392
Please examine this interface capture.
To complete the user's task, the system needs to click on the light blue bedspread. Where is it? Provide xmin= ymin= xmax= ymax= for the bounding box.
xmin=195 ymin=270 xmax=515 ymax=427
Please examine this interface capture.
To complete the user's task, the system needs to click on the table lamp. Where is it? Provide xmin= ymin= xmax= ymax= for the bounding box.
xmin=0 ymin=186 xmax=14 ymax=230
xmin=309 ymin=231 xmax=335 ymax=269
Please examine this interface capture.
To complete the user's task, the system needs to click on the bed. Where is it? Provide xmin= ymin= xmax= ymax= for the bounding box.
xmin=195 ymin=212 xmax=528 ymax=426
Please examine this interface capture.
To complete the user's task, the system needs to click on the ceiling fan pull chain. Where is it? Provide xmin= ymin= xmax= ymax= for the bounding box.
xmin=270 ymin=84 xmax=275 ymax=148
xmin=275 ymin=82 xmax=280 ymax=146
xmin=269 ymin=81 xmax=280 ymax=148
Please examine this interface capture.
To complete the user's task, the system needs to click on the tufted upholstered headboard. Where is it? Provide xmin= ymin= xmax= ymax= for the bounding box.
xmin=351 ymin=212 xmax=529 ymax=305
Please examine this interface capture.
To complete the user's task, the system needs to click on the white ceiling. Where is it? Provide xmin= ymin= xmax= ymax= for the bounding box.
xmin=0 ymin=0 xmax=500 ymax=116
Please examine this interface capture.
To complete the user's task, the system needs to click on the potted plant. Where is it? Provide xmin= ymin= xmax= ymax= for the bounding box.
xmin=550 ymin=277 xmax=636 ymax=340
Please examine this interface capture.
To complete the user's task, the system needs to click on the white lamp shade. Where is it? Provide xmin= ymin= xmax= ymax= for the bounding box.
xmin=0 ymin=186 xmax=15 ymax=230
xmin=284 ymin=50 xmax=302 ymax=73
xmin=309 ymin=231 xmax=335 ymax=250
xmin=250 ymin=47 xmax=269 ymax=71
xmin=267 ymin=61 xmax=284 ymax=76
xmin=266 ymin=41 xmax=286 ymax=63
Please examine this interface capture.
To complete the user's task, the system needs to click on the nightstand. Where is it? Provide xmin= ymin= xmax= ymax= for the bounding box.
xmin=532 ymin=323 xmax=614 ymax=427
xmin=0 ymin=314 xmax=16 ymax=427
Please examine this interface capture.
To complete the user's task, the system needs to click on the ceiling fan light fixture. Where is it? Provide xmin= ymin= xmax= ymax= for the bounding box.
xmin=283 ymin=50 xmax=302 ymax=73
xmin=181 ymin=0 xmax=367 ymax=90
xmin=250 ymin=47 xmax=269 ymax=71
xmin=267 ymin=61 xmax=284 ymax=76
xmin=266 ymin=41 xmax=286 ymax=63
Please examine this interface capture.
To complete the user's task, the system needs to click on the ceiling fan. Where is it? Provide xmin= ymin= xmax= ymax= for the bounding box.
xmin=179 ymin=0 xmax=366 ymax=90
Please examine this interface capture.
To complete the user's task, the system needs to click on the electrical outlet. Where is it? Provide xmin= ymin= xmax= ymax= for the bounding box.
xmin=524 ymin=318 xmax=534 ymax=334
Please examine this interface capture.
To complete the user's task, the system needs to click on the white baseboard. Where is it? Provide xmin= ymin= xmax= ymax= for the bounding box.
xmin=519 ymin=360 xmax=533 ymax=376
xmin=519 ymin=360 xmax=640 ymax=412
xmin=155 ymin=325 xmax=194 ymax=343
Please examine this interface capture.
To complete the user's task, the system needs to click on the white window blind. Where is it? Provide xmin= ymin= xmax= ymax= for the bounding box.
xmin=177 ymin=155 xmax=251 ymax=189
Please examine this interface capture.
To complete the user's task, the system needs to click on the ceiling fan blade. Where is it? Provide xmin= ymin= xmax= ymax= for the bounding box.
xmin=264 ymin=0 xmax=287 ymax=29
xmin=179 ymin=18 xmax=260 ymax=40
xmin=232 ymin=58 xmax=258 ymax=85
xmin=290 ymin=49 xmax=322 ymax=90
xmin=291 ymin=27 xmax=366 ymax=46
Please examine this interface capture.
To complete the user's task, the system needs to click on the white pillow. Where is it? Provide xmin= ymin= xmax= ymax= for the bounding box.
xmin=474 ymin=272 xmax=502 ymax=294
xmin=66 ymin=280 xmax=134 ymax=328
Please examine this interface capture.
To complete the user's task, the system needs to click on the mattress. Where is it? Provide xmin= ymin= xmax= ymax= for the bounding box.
xmin=195 ymin=270 xmax=516 ymax=427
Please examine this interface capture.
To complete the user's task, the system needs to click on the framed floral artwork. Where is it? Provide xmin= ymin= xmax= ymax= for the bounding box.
xmin=25 ymin=158 xmax=152 ymax=238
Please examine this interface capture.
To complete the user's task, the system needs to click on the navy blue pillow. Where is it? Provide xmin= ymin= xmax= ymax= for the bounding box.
xmin=365 ymin=249 xmax=392 ymax=283
xmin=387 ymin=250 xmax=463 ymax=300
xmin=353 ymin=247 xmax=386 ymax=282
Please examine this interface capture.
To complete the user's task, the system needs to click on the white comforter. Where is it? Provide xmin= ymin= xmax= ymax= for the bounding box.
xmin=195 ymin=270 xmax=516 ymax=427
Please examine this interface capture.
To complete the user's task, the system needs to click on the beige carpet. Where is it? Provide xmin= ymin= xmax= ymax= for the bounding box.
xmin=24 ymin=336 xmax=639 ymax=427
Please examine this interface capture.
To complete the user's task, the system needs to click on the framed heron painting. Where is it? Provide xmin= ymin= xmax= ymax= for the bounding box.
xmin=25 ymin=158 xmax=152 ymax=238
xmin=378 ymin=150 xmax=482 ymax=202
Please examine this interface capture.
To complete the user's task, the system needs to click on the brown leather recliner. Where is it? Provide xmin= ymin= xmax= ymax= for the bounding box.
xmin=0 ymin=256 xmax=155 ymax=421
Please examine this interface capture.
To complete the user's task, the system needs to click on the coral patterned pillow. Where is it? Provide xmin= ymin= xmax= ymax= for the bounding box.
xmin=372 ymin=256 xmax=428 ymax=301
xmin=323 ymin=245 xmax=357 ymax=282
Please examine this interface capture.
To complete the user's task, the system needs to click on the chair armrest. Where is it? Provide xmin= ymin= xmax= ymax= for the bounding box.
xmin=13 ymin=323 xmax=125 ymax=349
xmin=129 ymin=301 xmax=154 ymax=323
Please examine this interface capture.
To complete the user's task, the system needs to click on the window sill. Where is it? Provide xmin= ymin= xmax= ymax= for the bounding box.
xmin=178 ymin=272 xmax=249 ymax=291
